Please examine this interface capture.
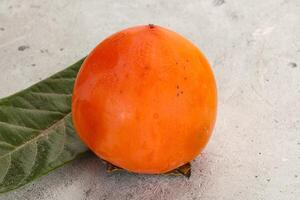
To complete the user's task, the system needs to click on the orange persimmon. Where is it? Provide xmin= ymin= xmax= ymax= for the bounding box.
xmin=72 ymin=24 xmax=217 ymax=174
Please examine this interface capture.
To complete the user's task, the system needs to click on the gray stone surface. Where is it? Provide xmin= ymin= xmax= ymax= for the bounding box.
xmin=0 ymin=0 xmax=300 ymax=199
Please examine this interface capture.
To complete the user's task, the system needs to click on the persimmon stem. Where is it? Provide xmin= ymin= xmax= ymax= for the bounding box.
xmin=148 ymin=24 xmax=155 ymax=29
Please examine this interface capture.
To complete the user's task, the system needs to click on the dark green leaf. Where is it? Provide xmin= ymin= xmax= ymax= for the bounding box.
xmin=0 ymin=58 xmax=88 ymax=193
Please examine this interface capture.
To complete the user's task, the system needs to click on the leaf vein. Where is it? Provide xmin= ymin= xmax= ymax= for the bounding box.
xmin=0 ymin=141 xmax=16 ymax=148
xmin=0 ymin=113 xmax=70 ymax=161
xmin=30 ymin=91 xmax=72 ymax=97
xmin=16 ymin=141 xmax=38 ymax=187
xmin=0 ymin=154 xmax=11 ymax=183
xmin=0 ymin=105 xmax=65 ymax=115
xmin=0 ymin=121 xmax=40 ymax=132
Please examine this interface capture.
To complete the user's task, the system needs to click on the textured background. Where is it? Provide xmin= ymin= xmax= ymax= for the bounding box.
xmin=0 ymin=0 xmax=300 ymax=199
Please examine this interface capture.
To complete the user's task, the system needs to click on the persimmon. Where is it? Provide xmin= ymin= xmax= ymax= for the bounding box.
xmin=72 ymin=24 xmax=217 ymax=174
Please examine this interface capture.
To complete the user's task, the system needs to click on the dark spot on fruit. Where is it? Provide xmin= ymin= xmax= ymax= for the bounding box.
xmin=266 ymin=178 xmax=271 ymax=182
xmin=181 ymin=91 xmax=183 ymax=94
xmin=119 ymin=90 xmax=123 ymax=94
xmin=176 ymin=85 xmax=179 ymax=89
xmin=0 ymin=27 xmax=5 ymax=31
xmin=153 ymin=113 xmax=159 ymax=119
xmin=184 ymin=77 xmax=187 ymax=81
xmin=60 ymin=48 xmax=64 ymax=51
xmin=31 ymin=64 xmax=36 ymax=66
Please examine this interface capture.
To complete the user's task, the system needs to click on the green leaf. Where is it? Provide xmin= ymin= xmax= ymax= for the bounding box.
xmin=0 ymin=58 xmax=88 ymax=193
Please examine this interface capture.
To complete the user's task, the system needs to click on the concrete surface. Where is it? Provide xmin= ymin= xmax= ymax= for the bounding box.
xmin=0 ymin=0 xmax=300 ymax=199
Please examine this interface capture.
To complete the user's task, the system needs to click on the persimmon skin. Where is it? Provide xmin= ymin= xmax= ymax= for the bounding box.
xmin=72 ymin=25 xmax=217 ymax=174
